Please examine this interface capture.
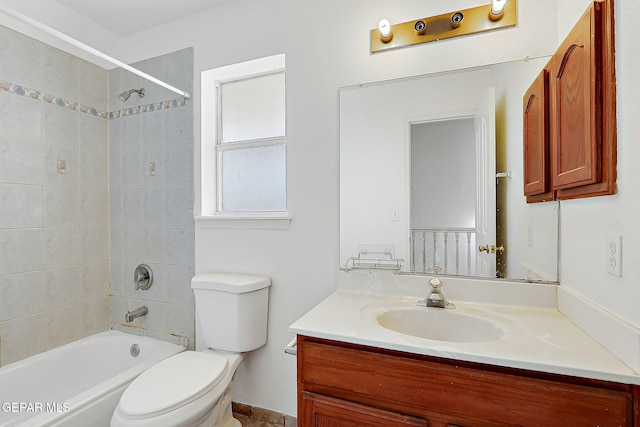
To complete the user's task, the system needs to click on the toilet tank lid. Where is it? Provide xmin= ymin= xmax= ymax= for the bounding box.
xmin=191 ymin=272 xmax=271 ymax=293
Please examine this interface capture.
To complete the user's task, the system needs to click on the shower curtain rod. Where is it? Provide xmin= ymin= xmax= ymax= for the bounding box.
xmin=0 ymin=5 xmax=191 ymax=100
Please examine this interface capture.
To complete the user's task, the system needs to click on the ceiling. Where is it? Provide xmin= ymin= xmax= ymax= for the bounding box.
xmin=55 ymin=0 xmax=236 ymax=36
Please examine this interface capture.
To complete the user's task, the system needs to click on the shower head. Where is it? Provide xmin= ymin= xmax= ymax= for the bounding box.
xmin=118 ymin=88 xmax=145 ymax=102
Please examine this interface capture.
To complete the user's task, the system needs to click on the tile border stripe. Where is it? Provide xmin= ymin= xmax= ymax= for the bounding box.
xmin=0 ymin=79 xmax=188 ymax=120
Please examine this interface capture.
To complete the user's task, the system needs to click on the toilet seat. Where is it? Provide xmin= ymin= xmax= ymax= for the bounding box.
xmin=118 ymin=351 xmax=228 ymax=419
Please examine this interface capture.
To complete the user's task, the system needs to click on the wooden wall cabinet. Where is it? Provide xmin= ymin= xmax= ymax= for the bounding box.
xmin=523 ymin=68 xmax=553 ymax=203
xmin=297 ymin=335 xmax=639 ymax=427
xmin=523 ymin=0 xmax=616 ymax=203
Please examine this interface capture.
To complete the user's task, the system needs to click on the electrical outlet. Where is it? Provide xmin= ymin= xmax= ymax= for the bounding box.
xmin=606 ymin=235 xmax=622 ymax=277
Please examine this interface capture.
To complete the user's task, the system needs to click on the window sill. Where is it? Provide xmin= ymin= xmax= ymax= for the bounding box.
xmin=195 ymin=212 xmax=292 ymax=230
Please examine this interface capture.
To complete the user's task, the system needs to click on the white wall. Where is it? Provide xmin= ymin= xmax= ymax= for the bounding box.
xmin=558 ymin=0 xmax=640 ymax=328
xmin=105 ymin=0 xmax=558 ymax=415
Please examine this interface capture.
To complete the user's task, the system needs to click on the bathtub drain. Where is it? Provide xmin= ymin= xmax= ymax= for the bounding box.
xmin=130 ymin=344 xmax=140 ymax=357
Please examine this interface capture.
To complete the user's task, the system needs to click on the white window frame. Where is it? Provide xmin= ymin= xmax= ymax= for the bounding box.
xmin=198 ymin=54 xmax=290 ymax=229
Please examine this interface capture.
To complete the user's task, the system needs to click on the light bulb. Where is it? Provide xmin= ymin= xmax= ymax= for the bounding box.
xmin=490 ymin=0 xmax=507 ymax=19
xmin=378 ymin=19 xmax=393 ymax=42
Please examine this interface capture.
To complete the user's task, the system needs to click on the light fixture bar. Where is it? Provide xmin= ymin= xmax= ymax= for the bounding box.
xmin=0 ymin=4 xmax=191 ymax=99
xmin=371 ymin=0 xmax=517 ymax=54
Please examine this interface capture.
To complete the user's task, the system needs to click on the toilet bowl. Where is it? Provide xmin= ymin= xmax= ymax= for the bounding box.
xmin=111 ymin=350 xmax=242 ymax=427
xmin=111 ymin=272 xmax=270 ymax=427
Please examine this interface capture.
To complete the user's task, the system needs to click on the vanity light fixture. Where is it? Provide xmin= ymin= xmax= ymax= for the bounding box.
xmin=370 ymin=0 xmax=516 ymax=53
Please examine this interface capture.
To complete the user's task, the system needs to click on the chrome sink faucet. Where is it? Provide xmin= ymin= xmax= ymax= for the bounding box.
xmin=417 ymin=277 xmax=455 ymax=309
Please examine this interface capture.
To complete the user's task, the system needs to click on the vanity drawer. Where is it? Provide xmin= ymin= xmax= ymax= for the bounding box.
xmin=300 ymin=393 xmax=430 ymax=427
xmin=297 ymin=336 xmax=634 ymax=427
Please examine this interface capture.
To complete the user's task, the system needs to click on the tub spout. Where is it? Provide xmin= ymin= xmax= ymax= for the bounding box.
xmin=125 ymin=305 xmax=148 ymax=323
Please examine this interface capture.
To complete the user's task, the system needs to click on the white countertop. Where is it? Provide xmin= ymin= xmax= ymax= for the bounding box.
xmin=289 ymin=271 xmax=640 ymax=385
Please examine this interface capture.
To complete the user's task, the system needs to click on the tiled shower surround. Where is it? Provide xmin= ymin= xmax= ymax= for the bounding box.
xmin=108 ymin=49 xmax=195 ymax=348
xmin=0 ymin=23 xmax=195 ymax=366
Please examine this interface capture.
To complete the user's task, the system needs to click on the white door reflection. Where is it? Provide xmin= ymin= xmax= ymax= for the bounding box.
xmin=410 ymin=88 xmax=496 ymax=277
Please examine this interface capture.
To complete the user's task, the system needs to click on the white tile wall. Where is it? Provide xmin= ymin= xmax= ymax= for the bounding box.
xmin=44 ymin=267 xmax=81 ymax=310
xmin=1 ymin=314 xmax=46 ymax=363
xmin=0 ymin=271 xmax=45 ymax=321
xmin=0 ymin=92 xmax=42 ymax=142
xmin=108 ymin=48 xmax=195 ymax=350
xmin=0 ymin=25 xmax=193 ymax=365
xmin=81 ymin=297 xmax=110 ymax=335
xmin=0 ymin=27 xmax=43 ymax=89
xmin=45 ymin=304 xmax=82 ymax=349
xmin=0 ymin=25 xmax=110 ymax=366
xmin=43 ymin=186 xmax=79 ymax=227
xmin=0 ymin=138 xmax=43 ymax=185
xmin=0 ymin=229 xmax=44 ymax=275
xmin=0 ymin=184 xmax=43 ymax=228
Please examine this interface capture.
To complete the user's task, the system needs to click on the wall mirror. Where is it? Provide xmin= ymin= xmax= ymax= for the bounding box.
xmin=340 ymin=57 xmax=559 ymax=282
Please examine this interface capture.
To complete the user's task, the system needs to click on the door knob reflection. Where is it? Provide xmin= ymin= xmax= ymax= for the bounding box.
xmin=479 ymin=244 xmax=505 ymax=254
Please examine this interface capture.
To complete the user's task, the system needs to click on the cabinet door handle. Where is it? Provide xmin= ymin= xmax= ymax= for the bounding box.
xmin=524 ymin=93 xmax=536 ymax=113
xmin=447 ymin=424 xmax=464 ymax=427
xmin=556 ymin=43 xmax=583 ymax=78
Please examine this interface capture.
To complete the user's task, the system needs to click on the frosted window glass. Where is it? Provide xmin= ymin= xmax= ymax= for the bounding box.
xmin=221 ymin=73 xmax=285 ymax=143
xmin=221 ymin=144 xmax=286 ymax=212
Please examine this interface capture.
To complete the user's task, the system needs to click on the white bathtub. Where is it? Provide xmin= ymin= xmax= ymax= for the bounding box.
xmin=0 ymin=330 xmax=185 ymax=427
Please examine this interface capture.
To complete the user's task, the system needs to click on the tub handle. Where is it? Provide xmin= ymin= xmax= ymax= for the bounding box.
xmin=134 ymin=264 xmax=153 ymax=290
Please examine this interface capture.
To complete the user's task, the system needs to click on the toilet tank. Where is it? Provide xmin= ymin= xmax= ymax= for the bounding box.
xmin=191 ymin=272 xmax=270 ymax=352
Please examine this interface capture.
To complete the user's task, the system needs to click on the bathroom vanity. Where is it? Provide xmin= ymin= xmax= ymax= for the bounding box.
xmin=290 ymin=274 xmax=640 ymax=427
xmin=297 ymin=336 xmax=637 ymax=427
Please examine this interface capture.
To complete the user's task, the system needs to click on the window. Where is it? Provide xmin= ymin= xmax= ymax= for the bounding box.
xmin=200 ymin=55 xmax=289 ymax=227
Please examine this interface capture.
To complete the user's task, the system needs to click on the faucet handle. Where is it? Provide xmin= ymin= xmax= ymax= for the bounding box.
xmin=133 ymin=264 xmax=153 ymax=290
xmin=429 ymin=277 xmax=443 ymax=291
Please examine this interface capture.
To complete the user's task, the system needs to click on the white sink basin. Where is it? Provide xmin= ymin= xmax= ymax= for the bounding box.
xmin=377 ymin=308 xmax=505 ymax=343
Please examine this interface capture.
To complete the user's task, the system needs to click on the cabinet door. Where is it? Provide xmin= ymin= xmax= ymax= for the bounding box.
xmin=300 ymin=392 xmax=429 ymax=427
xmin=550 ymin=3 xmax=601 ymax=190
xmin=523 ymin=67 xmax=552 ymax=202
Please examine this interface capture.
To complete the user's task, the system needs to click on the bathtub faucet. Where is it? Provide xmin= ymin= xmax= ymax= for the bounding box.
xmin=125 ymin=305 xmax=148 ymax=322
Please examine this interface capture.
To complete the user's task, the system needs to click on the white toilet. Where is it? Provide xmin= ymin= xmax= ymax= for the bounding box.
xmin=111 ymin=272 xmax=271 ymax=427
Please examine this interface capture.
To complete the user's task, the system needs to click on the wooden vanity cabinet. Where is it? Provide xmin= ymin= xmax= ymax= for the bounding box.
xmin=523 ymin=0 xmax=616 ymax=202
xmin=297 ymin=335 xmax=639 ymax=427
